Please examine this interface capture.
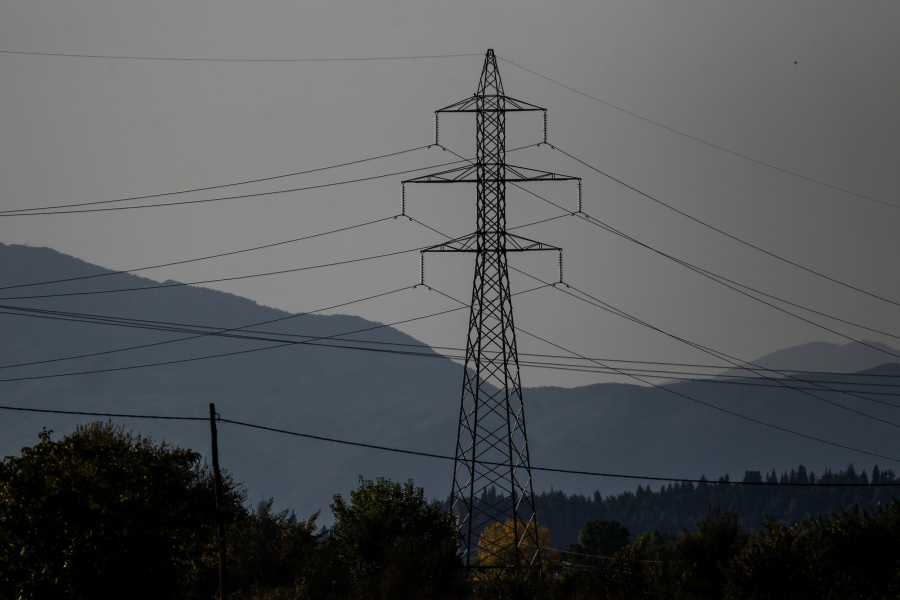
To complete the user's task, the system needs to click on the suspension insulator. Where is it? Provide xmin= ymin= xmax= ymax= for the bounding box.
xmin=543 ymin=111 xmax=548 ymax=144
xmin=577 ymin=180 xmax=583 ymax=213
xmin=401 ymin=183 xmax=406 ymax=216
xmin=435 ymin=113 xmax=440 ymax=146
xmin=558 ymin=250 xmax=564 ymax=284
xmin=419 ymin=253 xmax=425 ymax=285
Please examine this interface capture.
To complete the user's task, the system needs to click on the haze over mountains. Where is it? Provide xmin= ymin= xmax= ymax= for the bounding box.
xmin=717 ymin=340 xmax=900 ymax=378
xmin=2 ymin=242 xmax=899 ymax=522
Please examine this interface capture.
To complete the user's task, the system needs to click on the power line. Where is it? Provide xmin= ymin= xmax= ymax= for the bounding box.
xmin=0 ymin=146 xmax=430 ymax=215
xmin=494 ymin=149 xmax=900 ymax=352
xmin=5 ymin=294 xmax=899 ymax=381
xmin=0 ymin=285 xmax=417 ymax=370
xmin=0 ymin=157 xmax=470 ymax=217
xmin=511 ymin=361 xmax=900 ymax=397
xmin=0 ymin=215 xmax=395 ymax=291
xmin=408 ymin=212 xmax=900 ymax=413
xmin=6 ymin=298 xmax=900 ymax=402
xmin=5 ymin=304 xmax=900 ymax=399
xmin=0 ymin=210 xmax=566 ymax=373
xmin=0 ymin=212 xmax=571 ymax=294
xmin=496 ymin=55 xmax=898 ymax=211
xmin=0 ymin=245 xmax=424 ymax=301
xmin=0 ymin=145 xmax=536 ymax=217
xmin=517 ymin=316 xmax=900 ymax=463
xmin=421 ymin=274 xmax=900 ymax=461
xmin=551 ymin=277 xmax=900 ymax=420
xmin=478 ymin=139 xmax=900 ymax=374
xmin=580 ymin=213 xmax=900 ymax=355
xmin=0 ymin=404 xmax=205 ymax=421
xmin=0 ymin=299 xmax=445 ymax=384
xmin=0 ymin=50 xmax=481 ymax=62
xmin=549 ymin=279 xmax=900 ymax=429
xmin=0 ymin=189 xmax=553 ymax=301
xmin=550 ymin=144 xmax=900 ymax=309
xmin=519 ymin=265 xmax=900 ymax=425
xmin=430 ymin=145 xmax=900 ymax=367
xmin=0 ymin=284 xmax=548 ymax=383
xmin=0 ymin=403 xmax=895 ymax=487
xmin=4 ymin=216 xmax=898 ymax=410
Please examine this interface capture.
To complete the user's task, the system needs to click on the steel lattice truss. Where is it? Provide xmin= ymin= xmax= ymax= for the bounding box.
xmin=404 ymin=50 xmax=578 ymax=571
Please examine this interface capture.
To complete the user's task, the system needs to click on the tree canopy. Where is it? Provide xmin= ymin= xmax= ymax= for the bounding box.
xmin=330 ymin=477 xmax=464 ymax=600
xmin=0 ymin=422 xmax=244 ymax=600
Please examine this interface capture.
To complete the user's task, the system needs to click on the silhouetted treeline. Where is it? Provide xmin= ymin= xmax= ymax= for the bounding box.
xmin=445 ymin=464 xmax=899 ymax=547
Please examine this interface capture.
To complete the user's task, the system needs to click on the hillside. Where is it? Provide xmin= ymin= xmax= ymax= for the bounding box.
xmin=717 ymin=340 xmax=900 ymax=377
xmin=3 ymin=242 xmax=899 ymax=524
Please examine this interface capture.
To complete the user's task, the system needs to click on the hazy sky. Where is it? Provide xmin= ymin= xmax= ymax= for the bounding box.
xmin=2 ymin=1 xmax=900 ymax=388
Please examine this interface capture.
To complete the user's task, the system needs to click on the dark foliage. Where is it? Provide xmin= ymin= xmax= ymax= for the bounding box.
xmin=567 ymin=519 xmax=630 ymax=566
xmin=0 ymin=422 xmax=245 ymax=600
xmin=544 ymin=501 xmax=900 ymax=600
xmin=533 ymin=463 xmax=897 ymax=546
xmin=226 ymin=500 xmax=324 ymax=598
xmin=330 ymin=477 xmax=467 ymax=600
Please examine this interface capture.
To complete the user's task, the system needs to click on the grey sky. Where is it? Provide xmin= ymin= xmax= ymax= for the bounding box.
xmin=2 ymin=0 xmax=900 ymax=388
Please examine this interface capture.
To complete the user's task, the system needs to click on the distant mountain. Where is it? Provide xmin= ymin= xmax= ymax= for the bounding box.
xmin=718 ymin=340 xmax=900 ymax=378
xmin=3 ymin=242 xmax=899 ymax=527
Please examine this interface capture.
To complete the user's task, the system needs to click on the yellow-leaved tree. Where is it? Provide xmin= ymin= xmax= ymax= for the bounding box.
xmin=476 ymin=517 xmax=559 ymax=573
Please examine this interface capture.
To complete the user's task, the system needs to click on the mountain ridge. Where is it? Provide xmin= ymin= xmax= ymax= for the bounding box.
xmin=3 ymin=242 xmax=899 ymax=524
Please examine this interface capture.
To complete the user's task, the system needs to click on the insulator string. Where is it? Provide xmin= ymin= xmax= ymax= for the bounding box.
xmin=543 ymin=110 xmax=548 ymax=144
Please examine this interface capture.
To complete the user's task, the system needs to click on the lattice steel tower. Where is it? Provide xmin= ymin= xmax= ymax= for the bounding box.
xmin=404 ymin=50 xmax=578 ymax=568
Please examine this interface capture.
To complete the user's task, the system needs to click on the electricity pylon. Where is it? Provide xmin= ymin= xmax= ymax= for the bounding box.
xmin=404 ymin=49 xmax=579 ymax=570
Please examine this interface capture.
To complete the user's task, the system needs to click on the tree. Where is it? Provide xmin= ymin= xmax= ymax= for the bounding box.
xmin=330 ymin=477 xmax=464 ymax=600
xmin=0 ymin=422 xmax=245 ymax=600
xmin=657 ymin=506 xmax=747 ymax=600
xmin=476 ymin=517 xmax=558 ymax=571
xmin=568 ymin=518 xmax=630 ymax=565
xmin=227 ymin=500 xmax=323 ymax=598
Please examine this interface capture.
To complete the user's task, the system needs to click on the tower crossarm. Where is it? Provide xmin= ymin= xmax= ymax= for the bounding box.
xmin=421 ymin=232 xmax=560 ymax=253
xmin=403 ymin=164 xmax=579 ymax=184
xmin=436 ymin=94 xmax=546 ymax=113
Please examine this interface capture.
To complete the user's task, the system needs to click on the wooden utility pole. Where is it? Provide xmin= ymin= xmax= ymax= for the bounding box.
xmin=209 ymin=403 xmax=227 ymax=600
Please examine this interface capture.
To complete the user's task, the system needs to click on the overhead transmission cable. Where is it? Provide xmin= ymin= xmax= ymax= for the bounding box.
xmin=4 ymin=292 xmax=899 ymax=383
xmin=0 ymin=209 xmax=568 ymax=373
xmin=0 ymin=216 xmax=395 ymax=291
xmin=502 ymin=153 xmax=900 ymax=364
xmin=5 ymin=299 xmax=900 ymax=393
xmin=0 ymin=285 xmax=413 ymax=373
xmin=407 ymin=151 xmax=900 ymax=406
xmin=550 ymin=144 xmax=900 ymax=309
xmin=511 ymin=261 xmax=900 ymax=426
xmin=434 ymin=144 xmax=900 ymax=366
xmin=406 ymin=216 xmax=900 ymax=452
xmin=0 ymin=403 xmax=895 ymax=488
xmin=0 ymin=145 xmax=536 ymax=217
xmin=4 ymin=304 xmax=900 ymax=397
xmin=0 ymin=245 xmax=428 ymax=301
xmin=0 ymin=145 xmax=430 ymax=215
xmin=585 ymin=215 xmax=900 ymax=361
xmin=430 ymin=283 xmax=900 ymax=463
xmin=0 ymin=50 xmax=481 ymax=62
xmin=551 ymin=277 xmax=900 ymax=426
xmin=0 ymin=284 xmax=549 ymax=383
xmin=496 ymin=55 xmax=898 ymax=211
